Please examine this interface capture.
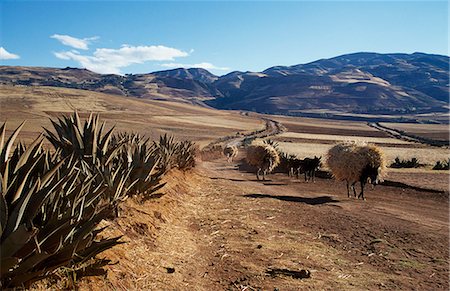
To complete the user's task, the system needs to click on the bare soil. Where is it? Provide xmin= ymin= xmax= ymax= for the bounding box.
xmin=9 ymin=86 xmax=447 ymax=290
xmin=67 ymin=150 xmax=448 ymax=290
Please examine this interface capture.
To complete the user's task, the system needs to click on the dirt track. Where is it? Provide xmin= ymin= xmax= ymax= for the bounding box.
xmin=141 ymin=151 xmax=448 ymax=290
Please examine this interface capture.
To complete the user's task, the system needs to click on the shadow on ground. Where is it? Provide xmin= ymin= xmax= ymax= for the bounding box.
xmin=243 ymin=193 xmax=340 ymax=205
xmin=262 ymin=182 xmax=288 ymax=186
xmin=210 ymin=177 xmax=247 ymax=182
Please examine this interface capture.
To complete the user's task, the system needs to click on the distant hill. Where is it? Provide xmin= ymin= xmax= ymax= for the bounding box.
xmin=210 ymin=52 xmax=449 ymax=115
xmin=1 ymin=52 xmax=448 ymax=115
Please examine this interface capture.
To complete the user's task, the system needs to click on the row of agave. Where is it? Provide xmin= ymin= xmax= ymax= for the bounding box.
xmin=0 ymin=112 xmax=196 ymax=288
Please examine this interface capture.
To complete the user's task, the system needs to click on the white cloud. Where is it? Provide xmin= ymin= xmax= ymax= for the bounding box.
xmin=0 ymin=47 xmax=20 ymax=60
xmin=54 ymin=45 xmax=189 ymax=74
xmin=50 ymin=34 xmax=98 ymax=50
xmin=161 ymin=62 xmax=230 ymax=71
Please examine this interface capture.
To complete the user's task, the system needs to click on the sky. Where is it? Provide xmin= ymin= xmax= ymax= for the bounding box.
xmin=0 ymin=1 xmax=448 ymax=76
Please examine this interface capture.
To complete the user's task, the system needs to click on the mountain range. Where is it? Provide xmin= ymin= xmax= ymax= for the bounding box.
xmin=1 ymin=52 xmax=448 ymax=115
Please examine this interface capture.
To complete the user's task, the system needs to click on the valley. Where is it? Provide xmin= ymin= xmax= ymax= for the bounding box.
xmin=1 ymin=82 xmax=447 ymax=290
xmin=2 ymin=1 xmax=448 ymax=290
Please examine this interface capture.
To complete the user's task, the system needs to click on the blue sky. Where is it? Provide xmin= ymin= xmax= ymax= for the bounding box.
xmin=1 ymin=1 xmax=448 ymax=75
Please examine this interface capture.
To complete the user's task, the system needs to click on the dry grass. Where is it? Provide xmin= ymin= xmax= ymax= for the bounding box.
xmin=272 ymin=115 xmax=382 ymax=132
xmin=277 ymin=132 xmax=412 ymax=145
xmin=4 ymin=83 xmax=448 ymax=289
xmin=31 ymin=170 xmax=195 ymax=290
xmin=380 ymin=122 xmax=450 ymax=141
xmin=0 ymin=85 xmax=263 ymax=147
xmin=263 ymin=115 xmax=449 ymax=171
xmin=276 ymin=141 xmax=450 ymax=167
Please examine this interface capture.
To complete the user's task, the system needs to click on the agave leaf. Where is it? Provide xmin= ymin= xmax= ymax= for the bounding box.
xmin=100 ymin=126 xmax=115 ymax=155
xmin=72 ymin=123 xmax=85 ymax=151
xmin=40 ymin=157 xmax=67 ymax=187
xmin=105 ymin=144 xmax=123 ymax=165
xmin=0 ymin=194 xmax=7 ymax=237
xmin=0 ymin=122 xmax=25 ymax=163
xmin=13 ymin=134 xmax=44 ymax=174
xmin=74 ymin=111 xmax=82 ymax=132
xmin=75 ymin=236 xmax=123 ymax=265
xmin=8 ymin=251 xmax=52 ymax=278
xmin=6 ymin=178 xmax=40 ymax=234
xmin=10 ymin=153 xmax=43 ymax=204
xmin=70 ymin=209 xmax=111 ymax=244
xmin=39 ymin=221 xmax=71 ymax=254
xmin=0 ymin=257 xmax=20 ymax=277
xmin=0 ymin=123 xmax=5 ymax=153
xmin=33 ymin=239 xmax=81 ymax=272
xmin=48 ymin=119 xmax=65 ymax=142
xmin=1 ymin=159 xmax=9 ymax=197
xmin=84 ymin=186 xmax=105 ymax=208
xmin=0 ymin=224 xmax=38 ymax=258
xmin=91 ymin=118 xmax=98 ymax=161
xmin=6 ymin=269 xmax=46 ymax=288
xmin=21 ymin=173 xmax=74 ymax=225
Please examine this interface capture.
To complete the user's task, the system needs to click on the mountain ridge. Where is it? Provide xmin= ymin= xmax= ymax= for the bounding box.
xmin=1 ymin=52 xmax=448 ymax=115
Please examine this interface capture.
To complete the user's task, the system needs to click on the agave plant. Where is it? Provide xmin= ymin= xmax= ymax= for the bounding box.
xmin=44 ymin=113 xmax=169 ymax=207
xmin=125 ymin=140 xmax=166 ymax=199
xmin=0 ymin=123 xmax=121 ymax=288
xmin=153 ymin=134 xmax=178 ymax=174
xmin=175 ymin=140 xmax=196 ymax=170
xmin=277 ymin=151 xmax=297 ymax=173
xmin=43 ymin=112 xmax=131 ymax=204
xmin=43 ymin=112 xmax=116 ymax=173
xmin=263 ymin=139 xmax=280 ymax=150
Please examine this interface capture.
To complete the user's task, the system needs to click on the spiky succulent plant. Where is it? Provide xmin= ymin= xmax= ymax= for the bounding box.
xmin=1 ymin=111 xmax=197 ymax=288
xmin=175 ymin=140 xmax=196 ymax=170
xmin=153 ymin=134 xmax=178 ymax=174
xmin=0 ymin=123 xmax=121 ymax=288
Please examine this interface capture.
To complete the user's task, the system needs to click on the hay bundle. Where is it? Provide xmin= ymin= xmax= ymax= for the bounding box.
xmin=326 ymin=142 xmax=386 ymax=199
xmin=246 ymin=143 xmax=280 ymax=180
xmin=223 ymin=144 xmax=238 ymax=162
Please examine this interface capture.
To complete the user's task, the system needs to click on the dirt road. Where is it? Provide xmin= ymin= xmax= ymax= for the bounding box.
xmin=139 ymin=150 xmax=448 ymax=290
xmin=205 ymin=117 xmax=285 ymax=149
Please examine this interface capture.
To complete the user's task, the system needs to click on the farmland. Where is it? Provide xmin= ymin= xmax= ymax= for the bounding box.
xmin=1 ymin=85 xmax=448 ymax=290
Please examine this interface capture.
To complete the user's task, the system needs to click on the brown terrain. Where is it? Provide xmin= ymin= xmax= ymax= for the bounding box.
xmin=38 ymin=151 xmax=448 ymax=290
xmin=1 ymin=84 xmax=448 ymax=290
xmin=2 ymin=52 xmax=449 ymax=117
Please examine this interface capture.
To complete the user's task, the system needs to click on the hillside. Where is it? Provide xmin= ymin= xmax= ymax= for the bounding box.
xmin=1 ymin=52 xmax=448 ymax=115
xmin=210 ymin=52 xmax=449 ymax=115
xmin=1 ymin=84 xmax=448 ymax=291
xmin=0 ymin=85 xmax=263 ymax=147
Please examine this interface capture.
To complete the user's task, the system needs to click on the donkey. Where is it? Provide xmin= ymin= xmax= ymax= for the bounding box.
xmin=301 ymin=156 xmax=322 ymax=182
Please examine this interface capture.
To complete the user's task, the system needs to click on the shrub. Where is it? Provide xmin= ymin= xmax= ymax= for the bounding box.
xmin=390 ymin=157 xmax=424 ymax=168
xmin=115 ymin=132 xmax=166 ymax=199
xmin=432 ymin=159 xmax=450 ymax=170
xmin=43 ymin=112 xmax=131 ymax=208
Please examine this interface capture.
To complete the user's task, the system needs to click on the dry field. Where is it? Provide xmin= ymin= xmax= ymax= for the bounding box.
xmin=2 ymin=85 xmax=448 ymax=290
xmin=269 ymin=115 xmax=450 ymax=164
xmin=0 ymin=85 xmax=263 ymax=147
xmin=33 ymin=154 xmax=449 ymax=291
xmin=379 ymin=122 xmax=449 ymax=141
xmin=267 ymin=115 xmax=450 ymax=191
